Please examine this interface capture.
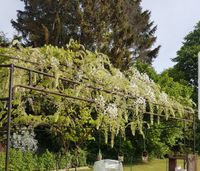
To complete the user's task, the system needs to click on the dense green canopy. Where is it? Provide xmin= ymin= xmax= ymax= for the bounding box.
xmin=164 ymin=21 xmax=200 ymax=104
xmin=0 ymin=41 xmax=194 ymax=147
xmin=170 ymin=21 xmax=200 ymax=87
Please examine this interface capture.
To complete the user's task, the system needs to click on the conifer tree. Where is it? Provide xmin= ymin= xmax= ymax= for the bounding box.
xmin=12 ymin=0 xmax=160 ymax=70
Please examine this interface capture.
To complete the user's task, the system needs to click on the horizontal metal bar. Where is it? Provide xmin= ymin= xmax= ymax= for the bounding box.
xmin=0 ymin=56 xmax=195 ymax=114
xmin=15 ymin=65 xmax=93 ymax=88
xmin=0 ymin=54 xmax=38 ymax=65
xmin=0 ymin=64 xmax=195 ymax=116
xmin=0 ymin=64 xmax=12 ymax=68
xmin=13 ymin=84 xmax=94 ymax=103
xmin=0 ymin=98 xmax=9 ymax=101
xmin=13 ymin=65 xmax=195 ymax=115
xmin=14 ymin=65 xmax=55 ymax=77
xmin=14 ymin=65 xmax=134 ymax=96
xmin=144 ymin=112 xmax=193 ymax=122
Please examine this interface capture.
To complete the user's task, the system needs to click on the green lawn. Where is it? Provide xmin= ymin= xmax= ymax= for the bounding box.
xmin=75 ymin=158 xmax=199 ymax=171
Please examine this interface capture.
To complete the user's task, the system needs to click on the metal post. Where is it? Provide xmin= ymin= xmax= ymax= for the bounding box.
xmin=183 ymin=121 xmax=186 ymax=151
xmin=198 ymin=52 xmax=200 ymax=119
xmin=193 ymin=112 xmax=196 ymax=154
xmin=28 ymin=71 xmax=32 ymax=86
xmin=5 ymin=64 xmax=14 ymax=171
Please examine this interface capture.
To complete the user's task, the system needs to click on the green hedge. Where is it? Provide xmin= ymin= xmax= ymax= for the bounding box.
xmin=0 ymin=148 xmax=87 ymax=171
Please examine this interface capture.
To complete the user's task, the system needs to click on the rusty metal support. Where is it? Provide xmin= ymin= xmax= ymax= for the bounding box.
xmin=0 ymin=62 xmax=196 ymax=170
xmin=193 ymin=112 xmax=196 ymax=154
xmin=28 ymin=71 xmax=32 ymax=86
xmin=0 ymin=54 xmax=39 ymax=65
xmin=0 ymin=98 xmax=9 ymax=101
xmin=0 ymin=54 xmax=197 ymax=114
xmin=11 ymin=64 xmax=194 ymax=115
xmin=14 ymin=84 xmax=94 ymax=103
xmin=144 ymin=112 xmax=193 ymax=122
xmin=0 ymin=64 xmax=12 ymax=68
xmin=0 ymin=64 xmax=190 ymax=115
xmin=5 ymin=64 xmax=14 ymax=171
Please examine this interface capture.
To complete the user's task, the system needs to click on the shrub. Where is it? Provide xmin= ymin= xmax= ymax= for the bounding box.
xmin=9 ymin=149 xmax=24 ymax=170
xmin=37 ymin=150 xmax=56 ymax=170
xmin=57 ymin=152 xmax=72 ymax=169
xmin=0 ymin=151 xmax=5 ymax=170
xmin=78 ymin=149 xmax=87 ymax=166
xmin=22 ymin=151 xmax=36 ymax=170
xmin=0 ymin=148 xmax=87 ymax=170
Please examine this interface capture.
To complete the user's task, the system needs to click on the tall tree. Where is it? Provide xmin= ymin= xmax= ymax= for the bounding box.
xmin=168 ymin=21 xmax=200 ymax=154
xmin=12 ymin=0 xmax=160 ymax=70
xmin=168 ymin=21 xmax=200 ymax=102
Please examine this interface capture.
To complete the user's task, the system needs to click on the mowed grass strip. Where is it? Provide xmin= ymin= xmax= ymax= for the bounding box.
xmin=73 ymin=158 xmax=200 ymax=171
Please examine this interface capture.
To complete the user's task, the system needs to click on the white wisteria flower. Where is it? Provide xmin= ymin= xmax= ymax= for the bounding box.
xmin=115 ymin=70 xmax=123 ymax=78
xmin=134 ymin=97 xmax=146 ymax=106
xmin=130 ymin=81 xmax=138 ymax=89
xmin=159 ymin=92 xmax=169 ymax=104
xmin=145 ymin=86 xmax=156 ymax=102
xmin=131 ymin=68 xmax=141 ymax=79
xmin=50 ymin=56 xmax=60 ymax=68
xmin=75 ymin=70 xmax=84 ymax=80
xmin=105 ymin=103 xmax=118 ymax=118
xmin=141 ymin=73 xmax=152 ymax=83
xmin=95 ymin=95 xmax=106 ymax=109
xmin=113 ymin=86 xmax=120 ymax=91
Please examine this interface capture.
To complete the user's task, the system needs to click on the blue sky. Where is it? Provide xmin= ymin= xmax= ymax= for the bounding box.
xmin=142 ymin=0 xmax=200 ymax=72
xmin=0 ymin=0 xmax=199 ymax=73
xmin=0 ymin=0 xmax=23 ymax=37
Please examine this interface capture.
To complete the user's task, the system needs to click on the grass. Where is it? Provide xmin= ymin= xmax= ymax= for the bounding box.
xmin=73 ymin=158 xmax=200 ymax=171
xmin=124 ymin=159 xmax=169 ymax=171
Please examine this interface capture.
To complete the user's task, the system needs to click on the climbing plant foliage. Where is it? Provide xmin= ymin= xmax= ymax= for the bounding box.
xmin=0 ymin=40 xmax=194 ymax=147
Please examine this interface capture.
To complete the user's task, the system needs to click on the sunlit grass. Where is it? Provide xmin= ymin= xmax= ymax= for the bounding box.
xmin=72 ymin=158 xmax=199 ymax=171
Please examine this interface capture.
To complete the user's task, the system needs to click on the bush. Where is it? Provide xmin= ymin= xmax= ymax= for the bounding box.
xmin=78 ymin=149 xmax=87 ymax=166
xmin=22 ymin=151 xmax=36 ymax=170
xmin=71 ymin=149 xmax=87 ymax=167
xmin=37 ymin=150 xmax=56 ymax=170
xmin=0 ymin=151 xmax=5 ymax=170
xmin=9 ymin=149 xmax=24 ymax=170
xmin=57 ymin=152 xmax=72 ymax=169
xmin=0 ymin=149 xmax=55 ymax=171
xmin=0 ymin=149 xmax=36 ymax=171
xmin=0 ymin=148 xmax=87 ymax=170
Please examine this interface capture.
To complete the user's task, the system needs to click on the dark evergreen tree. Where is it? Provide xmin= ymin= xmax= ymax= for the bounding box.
xmin=12 ymin=0 xmax=160 ymax=70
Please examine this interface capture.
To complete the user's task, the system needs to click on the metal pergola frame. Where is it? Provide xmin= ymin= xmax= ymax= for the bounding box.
xmin=0 ymin=54 xmax=196 ymax=171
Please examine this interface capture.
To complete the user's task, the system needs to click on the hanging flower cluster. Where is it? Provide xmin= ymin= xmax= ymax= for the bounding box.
xmin=105 ymin=103 xmax=118 ymax=118
xmin=0 ymin=40 xmax=194 ymax=147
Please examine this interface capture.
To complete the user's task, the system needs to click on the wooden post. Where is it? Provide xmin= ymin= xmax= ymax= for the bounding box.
xmin=169 ymin=157 xmax=177 ymax=171
xmin=168 ymin=154 xmax=198 ymax=171
xmin=187 ymin=154 xmax=198 ymax=171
